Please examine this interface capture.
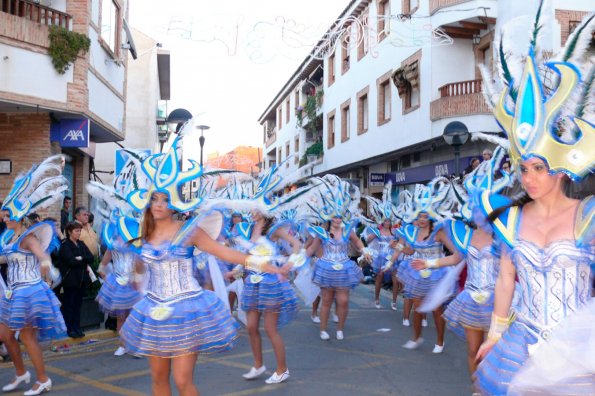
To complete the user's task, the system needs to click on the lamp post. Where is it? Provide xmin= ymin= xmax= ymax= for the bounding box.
xmin=164 ymin=108 xmax=193 ymax=152
xmin=195 ymin=125 xmax=210 ymax=169
xmin=442 ymin=121 xmax=470 ymax=177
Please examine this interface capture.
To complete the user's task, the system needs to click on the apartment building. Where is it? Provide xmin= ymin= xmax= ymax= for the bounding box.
xmin=0 ymin=0 xmax=132 ymax=218
xmin=259 ymin=0 xmax=592 ymax=197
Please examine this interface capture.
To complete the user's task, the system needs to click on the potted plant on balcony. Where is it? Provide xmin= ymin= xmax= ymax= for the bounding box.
xmin=305 ymin=141 xmax=323 ymax=163
xmin=48 ymin=26 xmax=91 ymax=74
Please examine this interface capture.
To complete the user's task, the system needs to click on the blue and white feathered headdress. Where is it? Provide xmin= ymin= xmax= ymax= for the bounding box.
xmin=363 ymin=182 xmax=402 ymax=224
xmin=307 ymin=174 xmax=361 ymax=224
xmin=401 ymin=177 xmax=452 ymax=224
xmin=2 ymin=155 xmax=68 ymax=221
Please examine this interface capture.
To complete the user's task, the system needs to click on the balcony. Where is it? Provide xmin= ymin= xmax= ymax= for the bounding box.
xmin=430 ymin=79 xmax=491 ymax=121
xmin=1 ymin=0 xmax=71 ymax=29
xmin=265 ymin=127 xmax=277 ymax=148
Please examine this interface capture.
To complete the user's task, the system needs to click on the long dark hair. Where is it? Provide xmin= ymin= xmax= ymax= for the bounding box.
xmin=488 ymin=193 xmax=533 ymax=223
xmin=259 ymin=216 xmax=275 ymax=236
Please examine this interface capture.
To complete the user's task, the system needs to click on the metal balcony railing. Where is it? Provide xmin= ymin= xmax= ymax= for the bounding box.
xmin=1 ymin=0 xmax=71 ymax=29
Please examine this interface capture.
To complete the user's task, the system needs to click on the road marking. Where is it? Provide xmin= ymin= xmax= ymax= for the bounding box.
xmin=101 ymin=369 xmax=151 ymax=382
xmin=220 ymin=380 xmax=304 ymax=396
xmin=45 ymin=365 xmax=146 ymax=396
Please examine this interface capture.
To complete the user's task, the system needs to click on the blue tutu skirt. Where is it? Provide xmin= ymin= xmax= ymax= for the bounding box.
xmin=473 ymin=319 xmax=591 ymax=395
xmin=121 ymin=290 xmax=239 ymax=358
xmin=0 ymin=281 xmax=67 ymax=341
xmin=443 ymin=289 xmax=493 ymax=339
xmin=312 ymin=259 xmax=363 ymax=290
xmin=399 ymin=259 xmax=447 ymax=299
xmin=241 ymin=272 xmax=299 ymax=327
xmin=96 ymin=273 xmax=143 ymax=317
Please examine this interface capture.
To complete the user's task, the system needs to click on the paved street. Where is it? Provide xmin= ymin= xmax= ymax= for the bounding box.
xmin=0 ymin=286 xmax=471 ymax=395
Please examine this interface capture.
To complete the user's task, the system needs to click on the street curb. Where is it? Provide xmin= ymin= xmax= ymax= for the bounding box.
xmin=49 ymin=329 xmax=118 ymax=349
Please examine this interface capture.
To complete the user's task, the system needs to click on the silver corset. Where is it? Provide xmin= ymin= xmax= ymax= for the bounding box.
xmin=111 ymin=250 xmax=135 ymax=278
xmin=370 ymin=235 xmax=394 ymax=258
xmin=142 ymin=245 xmax=202 ymax=301
xmin=464 ymin=246 xmax=498 ymax=293
xmin=411 ymin=241 xmax=443 ymax=260
xmin=5 ymin=251 xmax=41 ymax=286
xmin=321 ymin=239 xmax=350 ymax=263
xmin=512 ymin=240 xmax=592 ymax=332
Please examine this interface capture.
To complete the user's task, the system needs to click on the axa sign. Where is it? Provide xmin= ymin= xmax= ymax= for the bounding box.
xmin=51 ymin=118 xmax=90 ymax=148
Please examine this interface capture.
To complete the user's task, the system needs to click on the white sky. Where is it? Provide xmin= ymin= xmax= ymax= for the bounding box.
xmin=129 ymin=0 xmax=345 ymax=161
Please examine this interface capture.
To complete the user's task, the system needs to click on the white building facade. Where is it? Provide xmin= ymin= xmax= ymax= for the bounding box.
xmin=259 ymin=0 xmax=592 ymax=197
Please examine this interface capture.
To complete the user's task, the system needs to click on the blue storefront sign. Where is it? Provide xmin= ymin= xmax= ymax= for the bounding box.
xmin=50 ymin=118 xmax=90 ymax=148
xmin=386 ymin=156 xmax=476 ymax=185
xmin=370 ymin=173 xmax=385 ymax=186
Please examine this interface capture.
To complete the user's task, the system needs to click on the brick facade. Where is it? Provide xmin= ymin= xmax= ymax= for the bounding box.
xmin=555 ymin=9 xmax=590 ymax=46
xmin=430 ymin=92 xmax=491 ymax=121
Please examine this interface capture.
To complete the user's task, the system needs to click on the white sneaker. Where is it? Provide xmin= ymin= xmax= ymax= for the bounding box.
xmin=265 ymin=370 xmax=290 ymax=384
xmin=391 ymin=302 xmax=397 ymax=311
xmin=422 ymin=319 xmax=428 ymax=327
xmin=336 ymin=330 xmax=344 ymax=340
xmin=311 ymin=315 xmax=320 ymax=324
xmin=2 ymin=371 xmax=30 ymax=391
xmin=402 ymin=319 xmax=410 ymax=327
xmin=374 ymin=300 xmax=381 ymax=309
xmin=402 ymin=338 xmax=423 ymax=350
xmin=23 ymin=378 xmax=51 ymax=396
xmin=332 ymin=313 xmax=339 ymax=323
xmin=243 ymin=365 xmax=267 ymax=380
xmin=114 ymin=346 xmax=127 ymax=356
xmin=320 ymin=331 xmax=330 ymax=340
xmin=432 ymin=344 xmax=444 ymax=354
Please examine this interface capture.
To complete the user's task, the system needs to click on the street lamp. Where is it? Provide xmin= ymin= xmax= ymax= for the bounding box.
xmin=163 ymin=108 xmax=193 ymax=152
xmin=442 ymin=121 xmax=470 ymax=177
xmin=195 ymin=125 xmax=210 ymax=169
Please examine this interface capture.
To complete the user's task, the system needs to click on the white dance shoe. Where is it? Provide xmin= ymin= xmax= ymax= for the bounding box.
xmin=265 ymin=370 xmax=289 ymax=384
xmin=336 ymin=330 xmax=344 ymax=340
xmin=332 ymin=313 xmax=339 ymax=323
xmin=402 ymin=338 xmax=424 ymax=350
xmin=310 ymin=315 xmax=320 ymax=324
xmin=23 ymin=378 xmax=52 ymax=395
xmin=114 ymin=346 xmax=127 ymax=356
xmin=242 ymin=365 xmax=267 ymax=380
xmin=2 ymin=371 xmax=30 ymax=391
xmin=391 ymin=302 xmax=397 ymax=311
xmin=402 ymin=319 xmax=410 ymax=327
xmin=422 ymin=319 xmax=428 ymax=327
xmin=320 ymin=331 xmax=330 ymax=340
xmin=432 ymin=344 xmax=445 ymax=354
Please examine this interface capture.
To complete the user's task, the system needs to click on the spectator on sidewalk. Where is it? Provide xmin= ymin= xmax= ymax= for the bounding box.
xmin=60 ymin=196 xmax=72 ymax=234
xmin=74 ymin=207 xmax=99 ymax=258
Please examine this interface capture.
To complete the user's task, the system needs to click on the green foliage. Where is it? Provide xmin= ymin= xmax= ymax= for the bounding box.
xmin=298 ymin=89 xmax=324 ymax=133
xmin=48 ymin=26 xmax=91 ymax=74
xmin=305 ymin=141 xmax=323 ymax=157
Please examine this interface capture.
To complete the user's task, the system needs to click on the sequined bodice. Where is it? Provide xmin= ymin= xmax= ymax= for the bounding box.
xmin=465 ymin=246 xmax=498 ymax=292
xmin=141 ymin=244 xmax=201 ymax=300
xmin=1 ymin=239 xmax=41 ymax=286
xmin=111 ymin=250 xmax=135 ymax=279
xmin=370 ymin=234 xmax=395 ymax=257
xmin=321 ymin=238 xmax=350 ymax=263
xmin=411 ymin=239 xmax=443 ymax=260
xmin=512 ymin=240 xmax=592 ymax=330
xmin=245 ymin=236 xmax=279 ymax=274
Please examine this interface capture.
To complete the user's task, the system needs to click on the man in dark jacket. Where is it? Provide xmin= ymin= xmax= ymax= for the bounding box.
xmin=58 ymin=221 xmax=94 ymax=338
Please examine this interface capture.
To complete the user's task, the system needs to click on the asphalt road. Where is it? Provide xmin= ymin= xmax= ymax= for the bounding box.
xmin=0 ymin=285 xmax=472 ymax=395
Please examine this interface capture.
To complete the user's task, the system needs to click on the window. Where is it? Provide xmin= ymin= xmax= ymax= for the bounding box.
xmin=286 ymin=99 xmax=290 ymax=123
xmin=403 ymin=0 xmax=418 ymax=14
xmin=294 ymin=91 xmax=300 ymax=115
xmin=327 ymin=110 xmax=336 ymax=149
xmin=101 ymin=0 xmax=121 ymax=56
xmin=377 ymin=70 xmax=392 ymax=125
xmin=285 ymin=142 xmax=290 ymax=167
xmin=403 ymin=60 xmax=420 ymax=113
xmin=277 ymin=149 xmax=282 ymax=165
xmin=341 ymin=31 xmax=351 ymax=74
xmin=278 ymin=107 xmax=283 ymax=130
xmin=341 ymin=99 xmax=351 ymax=142
xmin=357 ymin=12 xmax=369 ymax=60
xmin=357 ymin=86 xmax=370 ymax=135
xmin=377 ymin=0 xmax=390 ymax=41
xmin=328 ymin=52 xmax=336 ymax=86
xmin=394 ymin=50 xmax=421 ymax=114
xmin=294 ymin=137 xmax=299 ymax=164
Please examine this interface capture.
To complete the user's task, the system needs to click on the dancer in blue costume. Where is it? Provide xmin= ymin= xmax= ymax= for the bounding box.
xmin=238 ymin=209 xmax=301 ymax=384
xmin=96 ymin=218 xmax=142 ymax=357
xmin=414 ymin=147 xmax=511 ymax=383
xmin=362 ymin=182 xmax=402 ymax=310
xmin=306 ymin=175 xmax=372 ymax=341
xmin=386 ymin=179 xmax=462 ymax=353
xmin=473 ymin=8 xmax=595 ymax=394
xmin=117 ymin=135 xmax=287 ymax=396
xmin=0 ymin=155 xmax=67 ymax=395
